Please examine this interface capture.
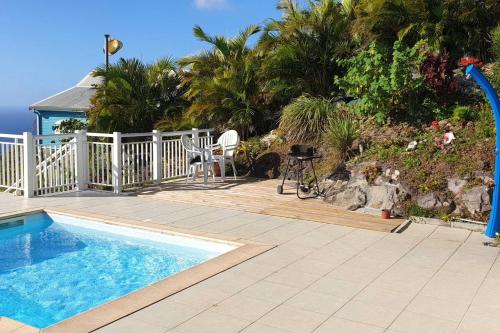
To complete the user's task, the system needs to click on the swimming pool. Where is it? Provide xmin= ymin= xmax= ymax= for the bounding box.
xmin=0 ymin=212 xmax=236 ymax=328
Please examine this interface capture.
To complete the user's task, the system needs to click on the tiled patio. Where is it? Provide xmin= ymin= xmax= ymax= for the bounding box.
xmin=0 ymin=190 xmax=499 ymax=333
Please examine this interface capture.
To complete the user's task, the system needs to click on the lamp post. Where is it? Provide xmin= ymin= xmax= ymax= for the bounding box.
xmin=103 ymin=34 xmax=123 ymax=70
xmin=104 ymin=34 xmax=110 ymax=70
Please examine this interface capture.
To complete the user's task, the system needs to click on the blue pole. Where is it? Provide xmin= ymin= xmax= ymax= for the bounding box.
xmin=466 ymin=65 xmax=500 ymax=238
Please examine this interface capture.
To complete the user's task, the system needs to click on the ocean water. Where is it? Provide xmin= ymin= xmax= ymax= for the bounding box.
xmin=0 ymin=107 xmax=36 ymax=134
xmin=0 ymin=212 xmax=234 ymax=328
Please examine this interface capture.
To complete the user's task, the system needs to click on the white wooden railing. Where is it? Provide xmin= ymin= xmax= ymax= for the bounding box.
xmin=0 ymin=134 xmax=25 ymax=194
xmin=0 ymin=128 xmax=212 ymax=197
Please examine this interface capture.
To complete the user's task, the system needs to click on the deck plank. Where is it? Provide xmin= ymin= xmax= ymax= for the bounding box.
xmin=136 ymin=178 xmax=403 ymax=232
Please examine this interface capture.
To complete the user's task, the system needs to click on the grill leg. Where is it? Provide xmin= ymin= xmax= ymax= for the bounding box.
xmin=310 ymin=159 xmax=320 ymax=196
xmin=278 ymin=157 xmax=292 ymax=194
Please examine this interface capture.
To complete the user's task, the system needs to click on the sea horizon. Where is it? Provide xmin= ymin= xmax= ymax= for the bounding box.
xmin=0 ymin=106 xmax=36 ymax=134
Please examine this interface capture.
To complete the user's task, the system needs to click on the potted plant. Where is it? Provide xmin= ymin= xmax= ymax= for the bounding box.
xmin=381 ymin=209 xmax=391 ymax=219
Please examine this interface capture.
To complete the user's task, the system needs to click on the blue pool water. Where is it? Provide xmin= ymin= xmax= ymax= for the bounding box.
xmin=0 ymin=212 xmax=234 ymax=328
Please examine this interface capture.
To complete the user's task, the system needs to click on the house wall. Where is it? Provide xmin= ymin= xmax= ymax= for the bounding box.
xmin=36 ymin=111 xmax=87 ymax=135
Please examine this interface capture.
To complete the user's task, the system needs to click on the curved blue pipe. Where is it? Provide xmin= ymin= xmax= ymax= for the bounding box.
xmin=466 ymin=65 xmax=500 ymax=238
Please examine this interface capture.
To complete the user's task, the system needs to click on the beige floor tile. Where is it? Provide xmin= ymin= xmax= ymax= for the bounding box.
xmin=175 ymin=311 xmax=250 ymax=333
xmin=406 ymin=295 xmax=470 ymax=322
xmin=428 ymin=227 xmax=471 ymax=243
xmin=389 ymin=310 xmax=458 ymax=333
xmin=286 ymin=257 xmax=339 ymax=276
xmin=285 ymin=229 xmax=338 ymax=249
xmin=239 ymin=280 xmax=301 ymax=305
xmin=226 ymin=261 xmax=277 ymax=280
xmin=130 ymin=300 xmax=202 ymax=329
xmin=211 ymin=294 xmax=276 ymax=321
xmin=225 ymin=219 xmax=288 ymax=238
xmin=314 ymin=317 xmax=384 ymax=333
xmin=168 ymin=285 xmax=232 ymax=309
xmin=258 ymin=304 xmax=328 ymax=333
xmin=201 ymin=270 xmax=258 ymax=293
xmin=334 ymin=300 xmax=402 ymax=328
xmin=241 ymin=322 xmax=293 ymax=333
xmin=285 ymin=289 xmax=346 ymax=315
xmin=354 ymin=287 xmax=414 ymax=309
xmin=265 ymin=268 xmax=321 ymax=288
xmin=253 ymin=221 xmax=321 ymax=244
xmin=308 ymin=276 xmax=366 ymax=299
xmin=95 ymin=316 xmax=167 ymax=333
xmin=458 ymin=304 xmax=500 ymax=333
xmin=250 ymin=245 xmax=311 ymax=269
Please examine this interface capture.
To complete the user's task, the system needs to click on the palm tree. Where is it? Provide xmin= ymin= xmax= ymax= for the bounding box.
xmin=257 ymin=0 xmax=353 ymax=105
xmin=179 ymin=25 xmax=265 ymax=138
xmin=352 ymin=0 xmax=444 ymax=51
xmin=88 ymin=57 xmax=185 ymax=133
xmin=351 ymin=0 xmax=500 ymax=60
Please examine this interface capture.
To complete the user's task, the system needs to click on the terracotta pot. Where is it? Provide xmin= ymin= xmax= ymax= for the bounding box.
xmin=381 ymin=209 xmax=391 ymax=219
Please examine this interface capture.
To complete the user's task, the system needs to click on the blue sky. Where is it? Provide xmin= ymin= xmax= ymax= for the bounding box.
xmin=0 ymin=0 xmax=290 ymax=108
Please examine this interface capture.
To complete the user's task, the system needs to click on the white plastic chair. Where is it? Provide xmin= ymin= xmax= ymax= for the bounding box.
xmin=181 ymin=134 xmax=215 ymax=184
xmin=210 ymin=130 xmax=240 ymax=180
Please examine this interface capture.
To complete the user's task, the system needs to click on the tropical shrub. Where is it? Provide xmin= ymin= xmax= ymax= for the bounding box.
xmin=279 ymin=95 xmax=337 ymax=143
xmin=324 ymin=109 xmax=360 ymax=161
xmin=179 ymin=25 xmax=265 ymax=139
xmin=420 ymin=52 xmax=458 ymax=104
xmin=52 ymin=119 xmax=87 ymax=133
xmin=352 ymin=0 xmax=500 ymax=60
xmin=351 ymin=0 xmax=444 ymax=50
xmin=489 ymin=63 xmax=500 ymax=93
xmin=476 ymin=104 xmax=496 ymax=139
xmin=336 ymin=40 xmax=427 ymax=123
xmin=88 ymin=58 xmax=185 ymax=133
xmin=492 ymin=25 xmax=500 ymax=60
xmin=257 ymin=0 xmax=353 ymax=105
xmin=451 ymin=105 xmax=476 ymax=122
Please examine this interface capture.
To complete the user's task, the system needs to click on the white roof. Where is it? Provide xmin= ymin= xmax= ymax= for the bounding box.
xmin=30 ymin=73 xmax=103 ymax=112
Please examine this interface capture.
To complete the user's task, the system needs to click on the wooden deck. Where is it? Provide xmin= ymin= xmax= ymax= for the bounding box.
xmin=137 ymin=178 xmax=404 ymax=233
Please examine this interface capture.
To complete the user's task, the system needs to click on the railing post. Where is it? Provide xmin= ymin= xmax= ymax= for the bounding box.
xmin=22 ymin=132 xmax=35 ymax=198
xmin=192 ymin=128 xmax=199 ymax=147
xmin=152 ymin=130 xmax=162 ymax=185
xmin=112 ymin=132 xmax=122 ymax=194
xmin=75 ymin=130 xmax=88 ymax=191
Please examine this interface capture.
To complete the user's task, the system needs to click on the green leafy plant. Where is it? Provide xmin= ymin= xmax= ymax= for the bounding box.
xmin=237 ymin=137 xmax=267 ymax=166
xmin=491 ymin=25 xmax=500 ymax=60
xmin=476 ymin=104 xmax=496 ymax=139
xmin=279 ymin=95 xmax=337 ymax=143
xmin=336 ymin=40 xmax=427 ymax=123
xmin=179 ymin=25 xmax=264 ymax=139
xmin=52 ymin=119 xmax=87 ymax=133
xmin=89 ymin=57 xmax=185 ymax=133
xmin=257 ymin=0 xmax=353 ymax=105
xmin=452 ymin=106 xmax=476 ymax=122
xmin=324 ymin=109 xmax=360 ymax=161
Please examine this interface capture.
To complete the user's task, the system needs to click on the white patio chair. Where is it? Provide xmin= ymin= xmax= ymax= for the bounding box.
xmin=181 ymin=134 xmax=215 ymax=184
xmin=210 ymin=130 xmax=240 ymax=180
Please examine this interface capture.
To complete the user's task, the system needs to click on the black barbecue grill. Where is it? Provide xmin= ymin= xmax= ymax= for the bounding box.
xmin=277 ymin=144 xmax=322 ymax=199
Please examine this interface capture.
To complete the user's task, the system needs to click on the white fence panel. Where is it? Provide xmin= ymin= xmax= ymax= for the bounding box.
xmin=0 ymin=135 xmax=24 ymax=193
xmin=161 ymin=138 xmax=187 ymax=179
xmin=34 ymin=140 xmax=77 ymax=195
xmin=1 ymin=128 xmax=214 ymax=196
xmin=122 ymin=141 xmax=154 ymax=186
xmin=88 ymin=142 xmax=113 ymax=187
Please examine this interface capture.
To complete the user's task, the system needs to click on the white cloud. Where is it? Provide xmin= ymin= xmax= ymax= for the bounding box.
xmin=194 ymin=0 xmax=228 ymax=10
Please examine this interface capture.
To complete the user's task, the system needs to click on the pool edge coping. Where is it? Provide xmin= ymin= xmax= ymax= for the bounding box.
xmin=0 ymin=208 xmax=276 ymax=333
